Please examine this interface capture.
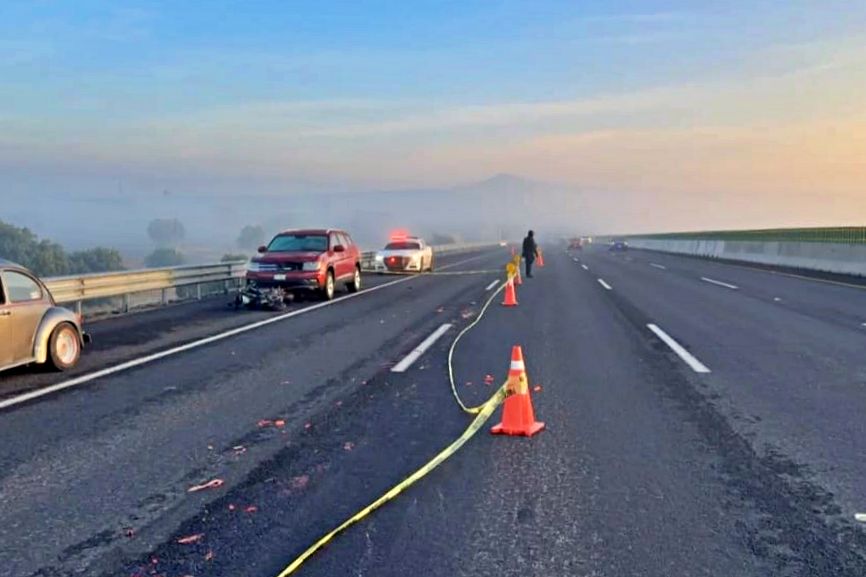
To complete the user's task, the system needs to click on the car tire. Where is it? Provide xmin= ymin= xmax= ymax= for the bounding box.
xmin=47 ymin=322 xmax=81 ymax=371
xmin=322 ymin=270 xmax=336 ymax=301
xmin=427 ymin=254 xmax=434 ymax=272
xmin=346 ymin=265 xmax=362 ymax=293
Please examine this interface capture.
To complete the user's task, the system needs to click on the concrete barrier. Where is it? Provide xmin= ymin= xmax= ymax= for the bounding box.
xmin=628 ymin=238 xmax=866 ymax=277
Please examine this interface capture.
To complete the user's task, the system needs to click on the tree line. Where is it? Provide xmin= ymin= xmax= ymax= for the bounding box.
xmin=0 ymin=220 xmax=124 ymax=276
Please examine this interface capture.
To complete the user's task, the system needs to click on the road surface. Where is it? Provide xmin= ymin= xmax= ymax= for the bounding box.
xmin=1 ymin=245 xmax=865 ymax=577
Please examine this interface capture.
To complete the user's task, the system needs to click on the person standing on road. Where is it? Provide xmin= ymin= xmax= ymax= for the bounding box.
xmin=522 ymin=230 xmax=539 ymax=278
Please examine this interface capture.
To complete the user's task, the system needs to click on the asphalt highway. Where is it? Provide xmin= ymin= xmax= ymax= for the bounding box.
xmin=2 ymin=245 xmax=865 ymax=576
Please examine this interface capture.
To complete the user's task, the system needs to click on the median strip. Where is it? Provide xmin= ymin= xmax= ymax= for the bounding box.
xmin=581 ymin=264 xmax=589 ymax=271
xmin=650 ymin=263 xmax=667 ymax=270
xmin=647 ymin=323 xmax=711 ymax=374
xmin=597 ymin=278 xmax=613 ymax=291
xmin=700 ymin=276 xmax=739 ymax=290
xmin=484 ymin=280 xmax=500 ymax=291
xmin=391 ymin=324 xmax=453 ymax=373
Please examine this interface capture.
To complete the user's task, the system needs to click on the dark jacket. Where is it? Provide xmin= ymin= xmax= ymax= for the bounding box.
xmin=522 ymin=236 xmax=538 ymax=260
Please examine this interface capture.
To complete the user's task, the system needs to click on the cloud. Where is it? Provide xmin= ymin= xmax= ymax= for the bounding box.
xmin=2 ymin=32 xmax=865 ymax=203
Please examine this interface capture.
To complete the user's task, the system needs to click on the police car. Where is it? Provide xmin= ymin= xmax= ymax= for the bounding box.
xmin=374 ymin=235 xmax=434 ymax=273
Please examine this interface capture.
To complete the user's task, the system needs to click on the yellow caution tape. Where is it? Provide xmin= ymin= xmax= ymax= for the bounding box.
xmin=275 ymin=386 xmax=508 ymax=576
xmin=364 ymin=269 xmax=500 ymax=276
xmin=274 ymin=265 xmax=511 ymax=576
xmin=447 ymin=281 xmax=507 ymax=414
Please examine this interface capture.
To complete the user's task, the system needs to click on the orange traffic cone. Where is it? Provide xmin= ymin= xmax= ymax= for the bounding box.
xmin=502 ymin=276 xmax=518 ymax=306
xmin=491 ymin=346 xmax=545 ymax=437
xmin=536 ymin=250 xmax=545 ymax=267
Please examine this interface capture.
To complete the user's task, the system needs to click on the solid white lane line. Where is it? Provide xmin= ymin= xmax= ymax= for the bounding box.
xmin=647 ymin=324 xmax=711 ymax=374
xmin=391 ymin=323 xmax=453 ymax=373
xmin=0 ymin=251 xmax=496 ymax=411
xmin=650 ymin=263 xmax=667 ymax=270
xmin=581 ymin=264 xmax=589 ymax=271
xmin=484 ymin=280 xmax=500 ymax=291
xmin=597 ymin=278 xmax=613 ymax=291
xmin=700 ymin=276 xmax=739 ymax=290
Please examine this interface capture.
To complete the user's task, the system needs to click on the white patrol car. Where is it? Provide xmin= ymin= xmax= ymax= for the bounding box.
xmin=374 ymin=235 xmax=434 ymax=273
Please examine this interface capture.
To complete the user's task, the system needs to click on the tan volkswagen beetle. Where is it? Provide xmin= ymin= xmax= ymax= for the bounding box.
xmin=0 ymin=259 xmax=90 ymax=372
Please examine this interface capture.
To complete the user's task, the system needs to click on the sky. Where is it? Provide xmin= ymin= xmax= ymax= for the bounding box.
xmin=1 ymin=0 xmax=865 ymax=233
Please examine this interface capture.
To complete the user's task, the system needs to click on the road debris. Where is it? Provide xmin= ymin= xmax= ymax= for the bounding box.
xmin=177 ymin=533 xmax=204 ymax=545
xmin=187 ymin=478 xmax=224 ymax=493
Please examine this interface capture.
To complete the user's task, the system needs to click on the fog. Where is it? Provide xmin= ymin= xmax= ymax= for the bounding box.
xmin=5 ymin=167 xmax=866 ymax=266
xmin=3 ymin=174 xmax=599 ymax=264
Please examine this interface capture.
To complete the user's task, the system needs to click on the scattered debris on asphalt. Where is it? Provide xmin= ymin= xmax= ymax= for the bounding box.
xmin=177 ymin=533 xmax=204 ymax=545
xmin=187 ymin=478 xmax=224 ymax=493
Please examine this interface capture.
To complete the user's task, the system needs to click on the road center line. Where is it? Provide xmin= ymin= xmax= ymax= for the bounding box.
xmin=647 ymin=323 xmax=711 ymax=374
xmin=650 ymin=263 xmax=667 ymax=270
xmin=597 ymin=278 xmax=613 ymax=290
xmin=0 ymin=251 xmax=494 ymax=411
xmin=484 ymin=280 xmax=500 ymax=291
xmin=581 ymin=264 xmax=589 ymax=271
xmin=700 ymin=276 xmax=739 ymax=290
xmin=391 ymin=323 xmax=453 ymax=373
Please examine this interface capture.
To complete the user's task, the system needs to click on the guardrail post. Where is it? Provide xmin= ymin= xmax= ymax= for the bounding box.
xmin=196 ymin=283 xmax=202 ymax=300
xmin=224 ymin=279 xmax=231 ymax=294
xmin=75 ymin=301 xmax=82 ymax=317
xmin=161 ymin=288 xmax=168 ymax=305
xmin=122 ymin=294 xmax=130 ymax=313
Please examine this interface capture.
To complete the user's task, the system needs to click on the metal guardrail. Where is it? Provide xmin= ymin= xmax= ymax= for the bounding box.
xmin=625 ymin=226 xmax=866 ymax=244
xmin=45 ymin=261 xmax=248 ymax=314
xmin=43 ymin=243 xmax=501 ymax=315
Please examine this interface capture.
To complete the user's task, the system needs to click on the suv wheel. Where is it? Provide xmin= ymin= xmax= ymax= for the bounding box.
xmin=347 ymin=266 xmax=361 ymax=293
xmin=48 ymin=323 xmax=81 ymax=371
xmin=322 ymin=270 xmax=336 ymax=301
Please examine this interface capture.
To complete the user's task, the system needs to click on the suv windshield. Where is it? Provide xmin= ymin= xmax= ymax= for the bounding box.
xmin=267 ymin=234 xmax=328 ymax=252
xmin=385 ymin=242 xmax=421 ymax=250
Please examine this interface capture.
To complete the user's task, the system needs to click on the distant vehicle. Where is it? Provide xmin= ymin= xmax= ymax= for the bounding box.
xmin=245 ymin=229 xmax=362 ymax=301
xmin=568 ymin=238 xmax=584 ymax=250
xmin=0 ymin=259 xmax=90 ymax=373
xmin=375 ymin=234 xmax=434 ymax=273
xmin=609 ymin=240 xmax=629 ymax=252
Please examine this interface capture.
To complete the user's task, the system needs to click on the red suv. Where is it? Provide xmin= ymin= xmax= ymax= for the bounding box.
xmin=246 ymin=229 xmax=362 ymax=300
